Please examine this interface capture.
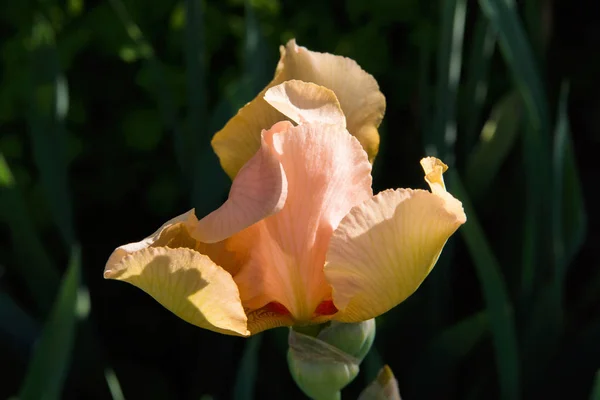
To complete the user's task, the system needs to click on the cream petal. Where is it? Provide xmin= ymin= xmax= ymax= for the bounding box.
xmin=192 ymin=122 xmax=290 ymax=243
xmin=232 ymin=122 xmax=373 ymax=322
xmin=211 ymin=39 xmax=385 ymax=179
xmin=106 ymin=209 xmax=198 ymax=268
xmin=104 ymin=246 xmax=249 ymax=336
xmin=264 ymin=80 xmax=346 ymax=127
xmin=325 ymin=179 xmax=466 ymax=322
xmin=276 ymin=40 xmax=386 ymax=163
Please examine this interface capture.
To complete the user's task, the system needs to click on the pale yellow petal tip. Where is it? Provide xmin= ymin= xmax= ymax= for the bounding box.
xmin=420 ymin=157 xmax=448 ymax=190
xmin=420 ymin=157 xmax=466 ymax=225
xmin=377 ymin=365 xmax=396 ymax=386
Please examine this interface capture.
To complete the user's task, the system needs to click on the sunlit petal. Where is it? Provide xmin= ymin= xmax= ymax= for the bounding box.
xmin=233 ymin=122 xmax=373 ymax=322
xmin=325 ymin=159 xmax=466 ymax=322
xmin=193 ymin=121 xmax=290 ymax=243
xmin=276 ymin=39 xmax=386 ymax=163
xmin=212 ymin=39 xmax=385 ymax=179
xmin=264 ymin=80 xmax=345 ymax=127
xmin=104 ymin=247 xmax=249 ymax=336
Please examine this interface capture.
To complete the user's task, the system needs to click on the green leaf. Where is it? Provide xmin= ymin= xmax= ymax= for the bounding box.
xmin=410 ymin=311 xmax=488 ymax=398
xmin=0 ymin=291 xmax=39 ymax=354
xmin=233 ymin=335 xmax=262 ymax=400
xmin=590 ymin=371 xmax=600 ymax=400
xmin=465 ymin=92 xmax=522 ymax=201
xmin=552 ymin=82 xmax=586 ymax=279
xmin=0 ymin=153 xmax=59 ymax=314
xmin=27 ymin=14 xmax=75 ymax=247
xmin=477 ymin=0 xmax=549 ymax=135
xmin=108 ymin=0 xmax=186 ymax=176
xmin=461 ymin=15 xmax=496 ymax=153
xmin=429 ymin=0 xmax=467 ymax=163
xmin=19 ymin=246 xmax=81 ymax=400
xmin=448 ymin=171 xmax=520 ymax=400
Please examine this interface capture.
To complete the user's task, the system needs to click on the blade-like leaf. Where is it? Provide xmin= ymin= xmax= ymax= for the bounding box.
xmin=461 ymin=15 xmax=496 ymax=153
xmin=552 ymin=82 xmax=586 ymax=279
xmin=448 ymin=171 xmax=520 ymax=400
xmin=27 ymin=14 xmax=75 ymax=246
xmin=19 ymin=246 xmax=81 ymax=400
xmin=465 ymin=92 xmax=522 ymax=201
xmin=233 ymin=334 xmax=262 ymax=400
xmin=108 ymin=0 xmax=186 ymax=177
xmin=478 ymin=0 xmax=549 ymax=135
xmin=429 ymin=0 xmax=467 ymax=163
xmin=590 ymin=371 xmax=600 ymax=400
xmin=0 ymin=291 xmax=39 ymax=356
xmin=0 ymin=153 xmax=59 ymax=313
xmin=410 ymin=311 xmax=488 ymax=398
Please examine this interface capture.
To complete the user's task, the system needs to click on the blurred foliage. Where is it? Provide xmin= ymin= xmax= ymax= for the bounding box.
xmin=0 ymin=0 xmax=597 ymax=399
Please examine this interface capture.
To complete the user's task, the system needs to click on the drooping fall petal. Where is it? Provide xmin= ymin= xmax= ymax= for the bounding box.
xmin=233 ymin=122 xmax=373 ymax=322
xmin=104 ymin=247 xmax=249 ymax=336
xmin=104 ymin=210 xmax=250 ymax=336
xmin=212 ymin=39 xmax=385 ymax=179
xmin=324 ymin=158 xmax=466 ymax=323
xmin=192 ymin=121 xmax=290 ymax=243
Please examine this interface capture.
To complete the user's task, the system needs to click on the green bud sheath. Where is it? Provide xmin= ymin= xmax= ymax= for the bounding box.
xmin=287 ymin=319 xmax=376 ymax=399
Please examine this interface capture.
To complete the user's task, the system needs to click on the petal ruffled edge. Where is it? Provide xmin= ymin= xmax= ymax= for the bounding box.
xmin=264 ymin=80 xmax=346 ymax=127
xmin=105 ymin=246 xmax=250 ymax=336
xmin=324 ymin=158 xmax=465 ymax=322
xmin=192 ymin=121 xmax=290 ymax=243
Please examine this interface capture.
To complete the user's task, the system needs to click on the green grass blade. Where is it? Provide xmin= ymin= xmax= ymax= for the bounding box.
xmin=27 ymin=14 xmax=75 ymax=246
xmin=108 ymin=0 xmax=186 ymax=176
xmin=244 ymin=0 xmax=269 ymax=95
xmin=477 ymin=0 xmax=550 ymax=135
xmin=233 ymin=335 xmax=262 ymax=400
xmin=465 ymin=91 xmax=522 ymax=201
xmin=553 ymin=82 xmax=586 ymax=279
xmin=429 ymin=0 xmax=467 ymax=163
xmin=104 ymin=368 xmax=126 ymax=400
xmin=448 ymin=171 xmax=520 ymax=400
xmin=462 ymin=15 xmax=496 ymax=153
xmin=590 ymin=371 xmax=600 ymax=400
xmin=19 ymin=245 xmax=81 ymax=400
xmin=410 ymin=311 xmax=488 ymax=398
xmin=0 ymin=291 xmax=39 ymax=355
xmin=0 ymin=153 xmax=59 ymax=314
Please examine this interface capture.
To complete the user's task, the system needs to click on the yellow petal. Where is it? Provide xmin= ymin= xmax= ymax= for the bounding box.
xmin=104 ymin=246 xmax=249 ymax=336
xmin=325 ymin=170 xmax=466 ymax=322
xmin=106 ymin=209 xmax=198 ymax=268
xmin=212 ymin=39 xmax=385 ymax=179
xmin=264 ymin=80 xmax=346 ymax=127
xmin=276 ymin=40 xmax=386 ymax=163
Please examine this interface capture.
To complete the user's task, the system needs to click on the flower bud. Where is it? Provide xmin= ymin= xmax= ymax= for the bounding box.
xmin=287 ymin=319 xmax=376 ymax=400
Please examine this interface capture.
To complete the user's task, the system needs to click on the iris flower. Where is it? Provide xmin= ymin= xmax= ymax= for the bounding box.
xmin=105 ymin=40 xmax=466 ymax=336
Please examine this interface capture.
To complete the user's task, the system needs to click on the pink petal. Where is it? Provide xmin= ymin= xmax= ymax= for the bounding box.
xmin=233 ymin=122 xmax=373 ymax=322
xmin=192 ymin=121 xmax=292 ymax=243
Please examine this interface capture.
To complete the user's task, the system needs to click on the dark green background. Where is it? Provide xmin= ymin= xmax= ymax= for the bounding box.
xmin=1 ymin=0 xmax=598 ymax=399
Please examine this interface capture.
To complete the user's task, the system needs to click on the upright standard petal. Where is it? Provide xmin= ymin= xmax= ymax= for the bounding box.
xmin=324 ymin=158 xmax=466 ymax=323
xmin=275 ymin=40 xmax=386 ymax=163
xmin=233 ymin=122 xmax=373 ymax=322
xmin=211 ymin=39 xmax=385 ymax=179
xmin=264 ymin=80 xmax=346 ymax=127
xmin=192 ymin=121 xmax=290 ymax=243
